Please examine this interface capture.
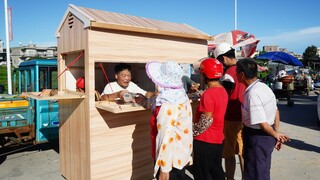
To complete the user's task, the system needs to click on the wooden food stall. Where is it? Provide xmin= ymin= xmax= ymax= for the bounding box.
xmin=55 ymin=4 xmax=210 ymax=180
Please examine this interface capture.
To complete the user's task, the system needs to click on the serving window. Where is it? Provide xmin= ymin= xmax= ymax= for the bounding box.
xmin=95 ymin=62 xmax=156 ymax=113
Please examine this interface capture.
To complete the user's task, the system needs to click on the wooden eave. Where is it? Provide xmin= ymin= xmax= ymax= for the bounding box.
xmin=90 ymin=21 xmax=211 ymax=40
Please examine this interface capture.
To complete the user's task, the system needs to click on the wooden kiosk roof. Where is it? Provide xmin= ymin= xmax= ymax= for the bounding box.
xmin=56 ymin=4 xmax=209 ymax=180
xmin=56 ymin=4 xmax=210 ymax=64
xmin=57 ymin=4 xmax=211 ymax=41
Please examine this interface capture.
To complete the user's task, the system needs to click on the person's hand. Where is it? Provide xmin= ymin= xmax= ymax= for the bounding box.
xmin=191 ymin=83 xmax=200 ymax=91
xmin=118 ymin=90 xmax=129 ymax=99
xmin=134 ymin=93 xmax=147 ymax=106
xmin=275 ymin=141 xmax=282 ymax=151
xmin=159 ymin=171 xmax=169 ymax=180
xmin=194 ymin=90 xmax=204 ymax=97
xmin=274 ymin=132 xmax=290 ymax=143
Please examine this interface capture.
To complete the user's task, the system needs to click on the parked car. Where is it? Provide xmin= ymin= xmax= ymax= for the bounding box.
xmin=314 ymin=80 xmax=320 ymax=88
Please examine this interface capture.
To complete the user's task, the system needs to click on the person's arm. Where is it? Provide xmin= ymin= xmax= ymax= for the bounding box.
xmin=259 ymin=122 xmax=290 ymax=151
xmin=184 ymin=76 xmax=194 ymax=86
xmin=274 ymin=109 xmax=280 ymax=131
xmin=145 ymin=91 xmax=158 ymax=98
xmin=159 ymin=171 xmax=169 ymax=180
xmin=190 ymin=82 xmax=200 ymax=91
xmin=100 ymin=90 xmax=127 ymax=101
xmin=273 ymin=109 xmax=284 ymax=150
xmin=182 ymin=76 xmax=200 ymax=92
xmin=129 ymin=82 xmax=158 ymax=98
xmin=193 ymin=112 xmax=213 ymax=136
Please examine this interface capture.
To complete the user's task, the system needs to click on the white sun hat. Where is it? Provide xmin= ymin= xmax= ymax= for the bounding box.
xmin=146 ymin=61 xmax=183 ymax=89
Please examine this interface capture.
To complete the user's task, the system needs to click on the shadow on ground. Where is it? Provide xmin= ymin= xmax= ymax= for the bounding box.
xmin=0 ymin=140 xmax=59 ymax=165
xmin=278 ymin=94 xmax=320 ymax=131
xmin=285 ymin=138 xmax=320 ymax=153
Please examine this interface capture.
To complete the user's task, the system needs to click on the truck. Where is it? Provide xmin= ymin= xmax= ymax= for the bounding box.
xmin=0 ymin=59 xmax=59 ymax=148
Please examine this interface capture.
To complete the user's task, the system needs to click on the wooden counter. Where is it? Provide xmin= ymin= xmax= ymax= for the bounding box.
xmin=95 ymin=101 xmax=146 ymax=114
xmin=22 ymin=90 xmax=85 ymax=100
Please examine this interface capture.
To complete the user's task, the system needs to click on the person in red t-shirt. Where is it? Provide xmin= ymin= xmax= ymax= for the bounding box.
xmin=215 ymin=43 xmax=246 ymax=180
xmin=192 ymin=58 xmax=228 ymax=180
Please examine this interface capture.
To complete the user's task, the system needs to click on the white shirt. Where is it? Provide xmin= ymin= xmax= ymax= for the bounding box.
xmin=241 ymin=80 xmax=277 ymax=129
xmin=101 ymin=81 xmax=147 ymax=96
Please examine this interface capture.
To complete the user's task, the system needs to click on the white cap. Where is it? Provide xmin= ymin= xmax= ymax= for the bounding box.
xmin=214 ymin=42 xmax=233 ymax=58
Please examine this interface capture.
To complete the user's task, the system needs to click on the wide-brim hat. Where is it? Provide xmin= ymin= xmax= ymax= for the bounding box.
xmin=146 ymin=61 xmax=183 ymax=89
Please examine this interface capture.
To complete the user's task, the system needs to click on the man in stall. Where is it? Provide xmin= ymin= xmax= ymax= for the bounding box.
xmin=100 ymin=63 xmax=155 ymax=101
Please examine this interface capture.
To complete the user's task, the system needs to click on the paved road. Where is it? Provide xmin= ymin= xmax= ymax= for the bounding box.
xmin=0 ymin=93 xmax=319 ymax=180
xmin=268 ymin=92 xmax=320 ymax=180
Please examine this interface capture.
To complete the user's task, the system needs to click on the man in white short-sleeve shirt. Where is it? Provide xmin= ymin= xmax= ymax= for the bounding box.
xmin=241 ymin=80 xmax=277 ymax=129
xmin=100 ymin=63 xmax=155 ymax=101
xmin=236 ymin=58 xmax=290 ymax=180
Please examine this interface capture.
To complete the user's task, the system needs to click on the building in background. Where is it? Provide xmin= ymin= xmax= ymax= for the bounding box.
xmin=263 ymin=45 xmax=301 ymax=59
xmin=263 ymin=45 xmax=279 ymax=52
xmin=0 ymin=42 xmax=57 ymax=67
xmin=11 ymin=44 xmax=57 ymax=67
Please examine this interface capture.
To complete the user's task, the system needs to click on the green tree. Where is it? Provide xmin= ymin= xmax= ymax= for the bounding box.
xmin=303 ymin=45 xmax=318 ymax=62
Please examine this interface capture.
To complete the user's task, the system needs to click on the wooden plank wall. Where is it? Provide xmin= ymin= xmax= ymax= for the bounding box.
xmin=88 ymin=29 xmax=208 ymax=64
xmin=57 ymin=13 xmax=87 ymax=54
xmin=59 ymin=98 xmax=90 ymax=180
xmin=89 ymin=108 xmax=154 ymax=179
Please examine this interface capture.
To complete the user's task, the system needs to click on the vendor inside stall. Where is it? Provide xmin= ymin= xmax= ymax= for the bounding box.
xmin=100 ymin=63 xmax=157 ymax=101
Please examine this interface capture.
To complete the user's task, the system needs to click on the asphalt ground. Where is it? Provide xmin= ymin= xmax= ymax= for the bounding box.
xmin=0 ymin=92 xmax=319 ymax=180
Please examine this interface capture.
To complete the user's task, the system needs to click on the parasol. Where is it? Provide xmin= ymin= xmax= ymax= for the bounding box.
xmin=258 ymin=65 xmax=268 ymax=72
xmin=256 ymin=51 xmax=303 ymax=66
xmin=208 ymin=30 xmax=260 ymax=57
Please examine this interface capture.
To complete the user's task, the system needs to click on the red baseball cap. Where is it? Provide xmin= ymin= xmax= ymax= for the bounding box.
xmin=76 ymin=77 xmax=85 ymax=89
xmin=199 ymin=58 xmax=223 ymax=79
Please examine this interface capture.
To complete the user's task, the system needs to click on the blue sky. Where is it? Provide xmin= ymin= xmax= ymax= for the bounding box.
xmin=0 ymin=0 xmax=319 ymax=54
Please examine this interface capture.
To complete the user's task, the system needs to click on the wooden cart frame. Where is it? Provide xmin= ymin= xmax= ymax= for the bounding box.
xmin=55 ymin=4 xmax=210 ymax=180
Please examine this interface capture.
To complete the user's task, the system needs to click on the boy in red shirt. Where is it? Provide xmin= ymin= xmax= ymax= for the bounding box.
xmin=215 ymin=42 xmax=246 ymax=180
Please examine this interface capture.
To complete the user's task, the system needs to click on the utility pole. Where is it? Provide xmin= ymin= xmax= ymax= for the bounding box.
xmin=234 ymin=0 xmax=237 ymax=30
xmin=4 ymin=0 xmax=12 ymax=94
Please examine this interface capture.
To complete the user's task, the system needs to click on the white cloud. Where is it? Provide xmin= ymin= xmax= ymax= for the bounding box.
xmin=258 ymin=27 xmax=320 ymax=54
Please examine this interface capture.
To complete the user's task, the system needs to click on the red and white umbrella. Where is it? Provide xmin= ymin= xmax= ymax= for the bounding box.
xmin=208 ymin=30 xmax=260 ymax=58
xmin=258 ymin=65 xmax=268 ymax=72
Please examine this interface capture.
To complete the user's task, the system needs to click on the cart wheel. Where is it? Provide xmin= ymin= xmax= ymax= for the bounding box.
xmin=287 ymin=100 xmax=294 ymax=106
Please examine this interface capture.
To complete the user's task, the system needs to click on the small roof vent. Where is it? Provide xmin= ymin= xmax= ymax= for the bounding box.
xmin=68 ymin=13 xmax=74 ymax=29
